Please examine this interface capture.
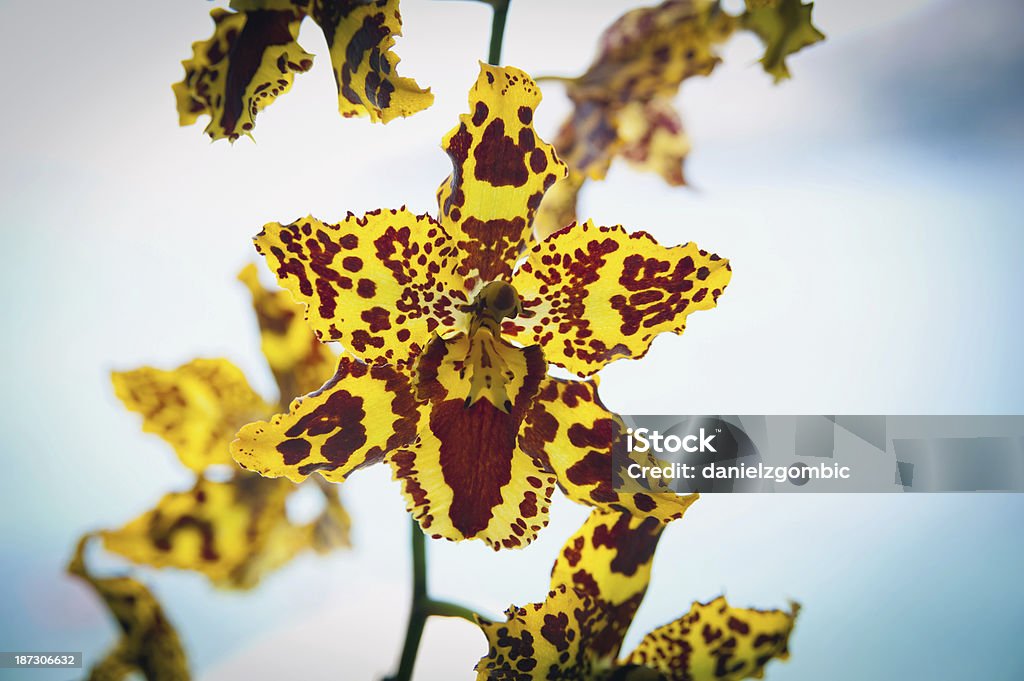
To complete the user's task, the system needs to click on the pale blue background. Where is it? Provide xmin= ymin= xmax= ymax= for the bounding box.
xmin=1 ymin=0 xmax=1022 ymax=679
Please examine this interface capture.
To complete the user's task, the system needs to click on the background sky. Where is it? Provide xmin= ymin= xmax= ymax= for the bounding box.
xmin=1 ymin=0 xmax=1023 ymax=679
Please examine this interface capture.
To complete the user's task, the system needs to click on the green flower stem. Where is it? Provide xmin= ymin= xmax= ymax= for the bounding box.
xmin=387 ymin=519 xmax=486 ymax=681
xmin=486 ymin=0 xmax=510 ymax=65
xmin=424 ymin=598 xmax=482 ymax=623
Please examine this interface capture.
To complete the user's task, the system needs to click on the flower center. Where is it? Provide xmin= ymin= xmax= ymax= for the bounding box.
xmin=463 ymin=281 xmax=524 ymax=336
xmin=458 ymin=281 xmax=531 ymax=413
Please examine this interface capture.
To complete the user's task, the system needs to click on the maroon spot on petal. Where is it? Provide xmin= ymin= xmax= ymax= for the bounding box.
xmin=529 ymin=148 xmax=548 ymax=173
xmin=570 ymin=568 xmax=599 ymax=598
xmin=360 ymin=306 xmax=391 ymax=332
xmin=519 ymin=491 xmax=538 ymax=518
xmin=350 ymin=329 xmax=386 ymax=352
xmin=540 ymin=612 xmax=571 ymax=652
xmin=431 ymin=399 xmax=516 ymax=537
xmin=473 ymin=119 xmax=528 ymax=187
xmin=518 ymin=128 xmax=535 ymax=150
xmin=562 ymin=536 xmax=584 ymax=568
xmin=633 ymin=492 xmax=656 ymax=512
xmin=565 ymin=449 xmax=618 ymax=504
xmin=703 ymin=623 xmax=724 ymax=645
xmin=282 ymin=388 xmax=368 ymax=468
xmin=472 ymin=100 xmax=489 ymax=126
xmin=357 ymin=278 xmax=377 ymax=298
xmin=277 ymin=438 xmax=312 ymax=465
xmin=728 ymin=616 xmax=751 ymax=635
xmin=592 ymin=513 xmax=663 ymax=577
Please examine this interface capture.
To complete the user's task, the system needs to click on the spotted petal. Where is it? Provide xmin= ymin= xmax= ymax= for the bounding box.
xmin=534 ymin=1 xmax=736 ymax=235
xmin=550 ymin=510 xmax=672 ymax=664
xmin=255 ymin=209 xmax=465 ymax=363
xmin=174 ymin=8 xmax=312 ymax=141
xmin=101 ymin=476 xmax=310 ymax=589
xmin=318 ymin=0 xmax=433 ymax=122
xmin=625 ymin=597 xmax=800 ymax=680
xmin=233 ymin=356 xmax=420 ymax=483
xmin=475 ymin=507 xmax=669 ymax=680
xmin=743 ymin=0 xmax=825 ymax=82
xmin=231 ymin=0 xmax=433 ymax=122
xmin=437 ymin=63 xmax=566 ymax=284
xmin=509 ymin=223 xmax=732 ymax=377
xmin=521 ymin=377 xmax=697 ymax=520
xmin=389 ymin=330 xmax=554 ymax=549
xmin=475 ymin=583 xmax=604 ymax=681
xmin=112 ymin=359 xmax=271 ymax=472
xmin=572 ymin=0 xmax=734 ymax=104
xmin=238 ymin=263 xmax=337 ymax=402
xmin=68 ymin=536 xmax=189 ymax=680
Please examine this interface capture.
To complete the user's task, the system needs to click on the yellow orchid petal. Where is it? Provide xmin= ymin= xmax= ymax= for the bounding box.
xmin=552 ymin=509 xmax=671 ymax=606
xmin=238 ymin=263 xmax=337 ymax=401
xmin=477 ymin=510 xmax=797 ymax=680
xmin=475 ymin=584 xmax=604 ymax=681
xmin=550 ymin=510 xmax=671 ymax=663
xmin=572 ymin=0 xmax=735 ymax=101
xmin=229 ymin=0 xmax=433 ymax=122
xmin=743 ymin=0 xmax=825 ymax=82
xmin=174 ymin=8 xmax=312 ymax=141
xmin=101 ymin=476 xmax=304 ymax=589
xmin=254 ymin=210 xmax=465 ymax=363
xmin=68 ymin=537 xmax=189 ymax=680
xmin=112 ymin=359 xmax=271 ymax=472
xmin=625 ymin=597 xmax=800 ymax=680
xmin=389 ymin=330 xmax=554 ymax=549
xmin=437 ymin=63 xmax=567 ymax=283
xmin=538 ymin=1 xmax=736 ymax=226
xmin=509 ymin=223 xmax=732 ymax=377
xmin=521 ymin=377 xmax=697 ymax=521
xmin=311 ymin=0 xmax=433 ymax=122
xmin=233 ymin=356 xmax=421 ymax=483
